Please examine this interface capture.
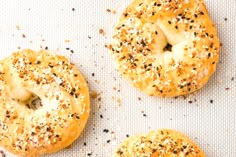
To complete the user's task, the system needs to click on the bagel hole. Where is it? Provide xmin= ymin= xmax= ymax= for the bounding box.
xmin=26 ymin=96 xmax=42 ymax=110
xmin=164 ymin=43 xmax=172 ymax=51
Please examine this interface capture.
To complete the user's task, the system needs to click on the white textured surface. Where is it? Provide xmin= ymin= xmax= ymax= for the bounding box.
xmin=0 ymin=0 xmax=235 ymax=156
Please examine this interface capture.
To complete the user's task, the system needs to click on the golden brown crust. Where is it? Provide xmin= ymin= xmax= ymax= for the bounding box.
xmin=0 ymin=49 xmax=90 ymax=157
xmin=113 ymin=129 xmax=206 ymax=157
xmin=110 ymin=0 xmax=220 ymax=97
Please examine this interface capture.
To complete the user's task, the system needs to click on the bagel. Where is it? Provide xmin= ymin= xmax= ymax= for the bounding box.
xmin=0 ymin=49 xmax=90 ymax=156
xmin=109 ymin=0 xmax=220 ymax=97
xmin=113 ymin=129 xmax=206 ymax=157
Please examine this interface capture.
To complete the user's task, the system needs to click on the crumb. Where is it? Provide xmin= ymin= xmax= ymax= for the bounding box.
xmin=112 ymin=10 xmax=117 ymax=14
xmin=90 ymin=91 xmax=98 ymax=99
xmin=112 ymin=96 xmax=122 ymax=106
xmin=106 ymin=8 xmax=116 ymax=14
xmin=16 ymin=25 xmax=20 ymax=30
xmin=66 ymin=144 xmax=72 ymax=149
xmin=64 ymin=39 xmax=70 ymax=43
xmin=111 ymin=131 xmax=116 ymax=140
xmin=117 ymin=98 xmax=121 ymax=106
xmin=94 ymin=80 xmax=100 ymax=84
xmin=99 ymin=29 xmax=105 ymax=36
xmin=98 ymin=97 xmax=101 ymax=101
xmin=138 ymin=97 xmax=141 ymax=101
xmin=224 ymin=18 xmax=227 ymax=21
xmin=22 ymin=34 xmax=26 ymax=38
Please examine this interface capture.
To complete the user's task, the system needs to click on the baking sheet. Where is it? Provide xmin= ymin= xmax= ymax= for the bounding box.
xmin=0 ymin=0 xmax=235 ymax=156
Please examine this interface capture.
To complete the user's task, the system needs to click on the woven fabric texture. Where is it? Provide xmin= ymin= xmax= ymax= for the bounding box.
xmin=0 ymin=0 xmax=235 ymax=156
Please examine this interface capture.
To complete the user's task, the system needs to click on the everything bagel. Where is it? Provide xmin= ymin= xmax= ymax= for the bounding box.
xmin=113 ymin=129 xmax=206 ymax=157
xmin=0 ymin=49 xmax=90 ymax=156
xmin=110 ymin=0 xmax=220 ymax=97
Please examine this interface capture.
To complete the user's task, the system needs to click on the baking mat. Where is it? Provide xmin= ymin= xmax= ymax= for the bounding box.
xmin=0 ymin=0 xmax=235 ymax=156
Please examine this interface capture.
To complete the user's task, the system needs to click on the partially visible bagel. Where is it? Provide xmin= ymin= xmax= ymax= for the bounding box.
xmin=113 ymin=129 xmax=206 ymax=157
xmin=110 ymin=0 xmax=220 ymax=97
xmin=0 ymin=49 xmax=90 ymax=156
